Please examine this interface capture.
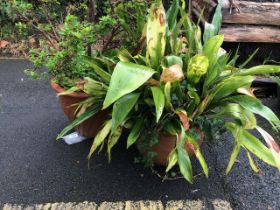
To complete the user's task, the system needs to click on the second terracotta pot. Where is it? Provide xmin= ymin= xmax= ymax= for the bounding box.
xmin=51 ymin=80 xmax=108 ymax=138
xmin=152 ymin=131 xmax=204 ymax=166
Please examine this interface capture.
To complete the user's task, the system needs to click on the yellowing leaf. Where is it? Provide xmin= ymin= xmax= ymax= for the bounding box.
xmin=187 ymin=55 xmax=209 ymax=84
xmin=146 ymin=2 xmax=167 ymax=68
xmin=88 ymin=120 xmax=112 ymax=159
xmin=247 ymin=152 xmax=260 ymax=173
xmin=107 ymin=126 xmax=123 ymax=162
xmin=166 ymin=149 xmax=178 ymax=172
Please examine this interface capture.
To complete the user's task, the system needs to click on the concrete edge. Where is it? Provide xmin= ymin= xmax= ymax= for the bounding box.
xmin=1 ymin=199 xmax=233 ymax=210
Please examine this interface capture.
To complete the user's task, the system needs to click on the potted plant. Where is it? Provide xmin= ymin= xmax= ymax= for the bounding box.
xmin=24 ymin=14 xmax=117 ymax=137
xmin=17 ymin=0 xmax=150 ymax=137
xmin=60 ymin=0 xmax=280 ymax=183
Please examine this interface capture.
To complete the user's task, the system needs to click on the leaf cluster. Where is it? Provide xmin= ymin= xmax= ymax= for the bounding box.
xmin=49 ymin=0 xmax=280 ymax=183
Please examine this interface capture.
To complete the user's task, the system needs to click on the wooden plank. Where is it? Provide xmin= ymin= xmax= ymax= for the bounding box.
xmin=222 ymin=0 xmax=280 ymax=11
xmin=222 ymin=0 xmax=280 ymax=26
xmin=221 ymin=25 xmax=280 ymax=43
xmin=223 ymin=12 xmax=280 ymax=26
xmin=193 ymin=0 xmax=280 ymax=26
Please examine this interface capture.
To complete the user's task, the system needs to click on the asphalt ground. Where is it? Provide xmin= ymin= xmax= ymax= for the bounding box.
xmin=0 ymin=59 xmax=279 ymax=210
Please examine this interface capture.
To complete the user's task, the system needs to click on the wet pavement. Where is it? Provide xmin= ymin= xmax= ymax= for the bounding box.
xmin=0 ymin=59 xmax=279 ymax=210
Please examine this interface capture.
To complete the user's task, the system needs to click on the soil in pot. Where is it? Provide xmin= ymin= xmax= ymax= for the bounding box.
xmin=51 ymin=80 xmax=108 ymax=138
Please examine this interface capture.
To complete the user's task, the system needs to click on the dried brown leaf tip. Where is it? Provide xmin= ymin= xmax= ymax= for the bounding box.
xmin=160 ymin=64 xmax=185 ymax=83
xmin=257 ymin=126 xmax=280 ymax=170
xmin=237 ymin=87 xmax=256 ymax=97
xmin=176 ymin=110 xmax=190 ymax=131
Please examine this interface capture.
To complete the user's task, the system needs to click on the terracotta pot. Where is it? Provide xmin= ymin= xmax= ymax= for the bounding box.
xmin=50 ymin=80 xmax=108 ymax=138
xmin=152 ymin=130 xmax=204 ymax=166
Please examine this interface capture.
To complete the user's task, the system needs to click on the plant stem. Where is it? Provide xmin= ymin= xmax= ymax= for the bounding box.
xmin=87 ymin=0 xmax=96 ymax=56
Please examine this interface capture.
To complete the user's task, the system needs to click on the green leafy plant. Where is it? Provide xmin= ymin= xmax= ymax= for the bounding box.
xmin=59 ymin=0 xmax=280 ymax=183
xmin=24 ymin=14 xmax=118 ymax=88
xmin=16 ymin=0 xmax=151 ymax=89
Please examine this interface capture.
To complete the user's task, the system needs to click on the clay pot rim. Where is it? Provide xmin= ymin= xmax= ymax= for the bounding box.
xmin=50 ymin=79 xmax=89 ymax=99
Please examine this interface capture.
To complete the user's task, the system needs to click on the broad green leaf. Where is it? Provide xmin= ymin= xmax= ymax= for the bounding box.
xmin=151 ymin=87 xmax=165 ymax=122
xmin=236 ymin=65 xmax=280 ymax=76
xmin=178 ymin=148 xmax=193 ymax=183
xmin=211 ymin=0 xmax=222 ymax=35
xmin=209 ymin=76 xmax=254 ymax=103
xmin=187 ymin=134 xmax=209 ymax=177
xmin=88 ymin=119 xmax=112 ymax=159
xmin=112 ymin=93 xmax=140 ymax=132
xmin=203 ymin=22 xmax=215 ymax=44
xmin=166 ymin=149 xmax=178 ymax=172
xmin=247 ymin=152 xmax=259 ymax=173
xmin=164 ymin=82 xmax=173 ymax=110
xmin=203 ymin=53 xmax=229 ymax=90
xmin=103 ymin=62 xmax=155 ymax=109
xmin=166 ymin=0 xmax=179 ymax=31
xmin=241 ymin=128 xmax=277 ymax=167
xmin=107 ymin=126 xmax=123 ymax=162
xmin=127 ymin=117 xmax=145 ymax=148
xmin=170 ymin=15 xmax=185 ymax=54
xmin=194 ymin=27 xmax=203 ymax=54
xmin=213 ymin=104 xmax=257 ymax=129
xmin=182 ymin=14 xmax=196 ymax=54
xmin=84 ymin=57 xmax=111 ymax=83
xmin=57 ymin=103 xmax=102 ymax=139
xmin=203 ymin=0 xmax=222 ymax=43
xmin=223 ymin=95 xmax=280 ymax=131
xmin=225 ymin=124 xmax=242 ymax=174
xmin=204 ymin=35 xmax=224 ymax=68
xmin=162 ymin=55 xmax=183 ymax=68
xmin=242 ymin=131 xmax=277 ymax=167
xmin=226 ymin=122 xmax=277 ymax=168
